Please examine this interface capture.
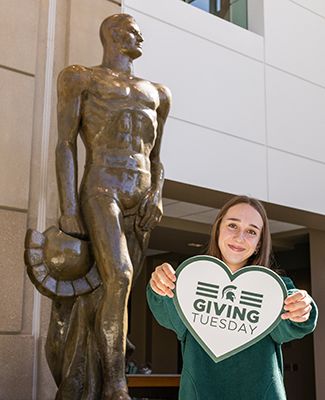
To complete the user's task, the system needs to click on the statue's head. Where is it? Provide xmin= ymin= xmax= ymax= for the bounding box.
xmin=100 ymin=14 xmax=144 ymax=60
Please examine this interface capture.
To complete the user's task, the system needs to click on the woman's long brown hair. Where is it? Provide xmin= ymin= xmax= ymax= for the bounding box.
xmin=207 ymin=195 xmax=272 ymax=268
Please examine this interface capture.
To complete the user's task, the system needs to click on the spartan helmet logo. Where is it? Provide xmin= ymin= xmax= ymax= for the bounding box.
xmin=222 ymin=285 xmax=237 ymax=302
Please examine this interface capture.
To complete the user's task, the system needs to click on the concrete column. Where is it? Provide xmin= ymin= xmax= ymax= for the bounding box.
xmin=309 ymin=229 xmax=325 ymax=400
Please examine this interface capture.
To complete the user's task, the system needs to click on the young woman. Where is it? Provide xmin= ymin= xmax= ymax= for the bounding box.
xmin=147 ymin=195 xmax=318 ymax=400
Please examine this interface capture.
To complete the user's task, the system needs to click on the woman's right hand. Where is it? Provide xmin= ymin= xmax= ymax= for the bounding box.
xmin=150 ymin=263 xmax=176 ymax=298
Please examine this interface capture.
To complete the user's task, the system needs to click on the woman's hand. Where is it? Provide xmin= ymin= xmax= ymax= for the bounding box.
xmin=281 ymin=290 xmax=312 ymax=323
xmin=150 ymin=263 xmax=176 ymax=298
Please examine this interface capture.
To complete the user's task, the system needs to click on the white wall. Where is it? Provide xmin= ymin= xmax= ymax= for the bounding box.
xmin=123 ymin=0 xmax=325 ymax=215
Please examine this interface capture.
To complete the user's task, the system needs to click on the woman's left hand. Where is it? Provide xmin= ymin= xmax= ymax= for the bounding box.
xmin=281 ymin=290 xmax=312 ymax=323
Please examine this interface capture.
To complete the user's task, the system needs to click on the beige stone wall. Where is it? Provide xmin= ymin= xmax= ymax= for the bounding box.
xmin=0 ymin=210 xmax=35 ymax=400
xmin=0 ymin=1 xmax=120 ymax=399
xmin=0 ymin=0 xmax=39 ymax=398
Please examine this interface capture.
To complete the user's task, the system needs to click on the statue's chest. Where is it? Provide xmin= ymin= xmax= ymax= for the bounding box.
xmin=89 ymin=77 xmax=159 ymax=111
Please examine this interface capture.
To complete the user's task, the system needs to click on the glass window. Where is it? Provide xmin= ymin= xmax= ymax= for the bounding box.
xmin=182 ymin=0 xmax=248 ymax=30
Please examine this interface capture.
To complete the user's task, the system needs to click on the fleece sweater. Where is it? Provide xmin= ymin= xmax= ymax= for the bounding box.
xmin=147 ymin=277 xmax=318 ymax=400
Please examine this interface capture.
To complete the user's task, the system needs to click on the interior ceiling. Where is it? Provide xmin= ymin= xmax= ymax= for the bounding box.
xmin=148 ymin=198 xmax=308 ymax=256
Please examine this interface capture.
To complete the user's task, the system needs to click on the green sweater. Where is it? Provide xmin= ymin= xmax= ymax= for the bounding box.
xmin=147 ymin=277 xmax=317 ymax=400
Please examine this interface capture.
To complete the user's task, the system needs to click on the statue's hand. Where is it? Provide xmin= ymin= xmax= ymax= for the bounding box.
xmin=138 ymin=190 xmax=163 ymax=231
xmin=59 ymin=214 xmax=88 ymax=239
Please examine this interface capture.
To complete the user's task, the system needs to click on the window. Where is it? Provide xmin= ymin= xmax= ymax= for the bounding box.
xmin=182 ymin=0 xmax=248 ymax=30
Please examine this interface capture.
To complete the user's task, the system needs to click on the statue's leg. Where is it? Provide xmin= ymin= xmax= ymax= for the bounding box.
xmin=82 ymin=196 xmax=132 ymax=400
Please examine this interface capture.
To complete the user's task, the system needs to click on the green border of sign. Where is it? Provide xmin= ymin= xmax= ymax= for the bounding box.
xmin=173 ymin=255 xmax=288 ymax=363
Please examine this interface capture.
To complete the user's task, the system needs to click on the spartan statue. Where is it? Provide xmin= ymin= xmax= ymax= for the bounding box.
xmin=25 ymin=13 xmax=171 ymax=400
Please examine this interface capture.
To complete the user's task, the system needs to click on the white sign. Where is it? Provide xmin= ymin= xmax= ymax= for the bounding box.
xmin=173 ymin=255 xmax=287 ymax=363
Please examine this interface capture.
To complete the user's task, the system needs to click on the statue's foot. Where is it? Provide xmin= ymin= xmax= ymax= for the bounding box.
xmin=102 ymin=389 xmax=131 ymax=400
xmin=112 ymin=390 xmax=131 ymax=400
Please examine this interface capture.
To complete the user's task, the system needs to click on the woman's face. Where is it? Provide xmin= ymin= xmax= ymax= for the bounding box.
xmin=218 ymin=203 xmax=263 ymax=272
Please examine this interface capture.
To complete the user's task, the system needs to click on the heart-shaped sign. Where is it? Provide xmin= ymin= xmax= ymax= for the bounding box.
xmin=173 ymin=255 xmax=287 ymax=363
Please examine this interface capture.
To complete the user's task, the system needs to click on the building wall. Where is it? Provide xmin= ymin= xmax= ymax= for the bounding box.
xmin=124 ymin=0 xmax=325 ymax=215
xmin=0 ymin=1 xmax=39 ymax=399
xmin=122 ymin=2 xmax=325 ymax=397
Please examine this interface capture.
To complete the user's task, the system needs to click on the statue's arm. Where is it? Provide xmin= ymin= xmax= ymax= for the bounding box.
xmin=138 ymin=84 xmax=171 ymax=231
xmin=151 ymin=84 xmax=172 ymax=192
xmin=55 ymin=65 xmax=90 ymax=238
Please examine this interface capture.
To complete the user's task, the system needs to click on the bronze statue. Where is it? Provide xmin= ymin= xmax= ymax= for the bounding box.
xmin=25 ymin=13 xmax=171 ymax=400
